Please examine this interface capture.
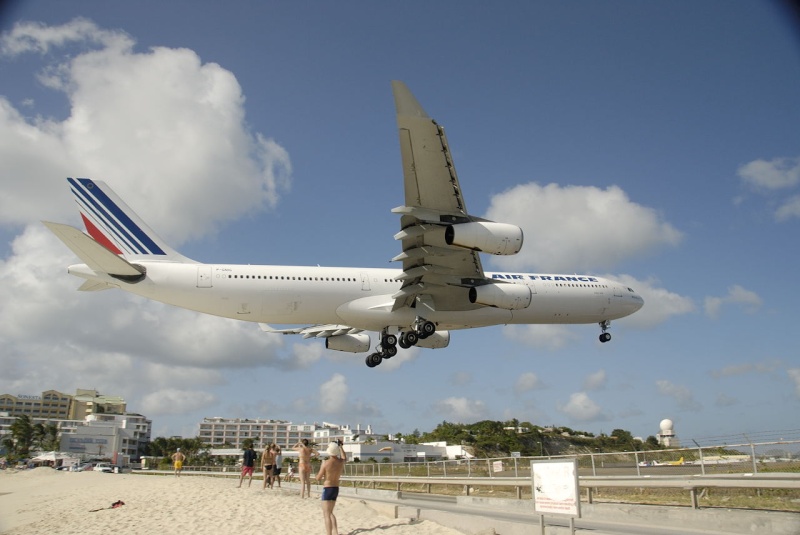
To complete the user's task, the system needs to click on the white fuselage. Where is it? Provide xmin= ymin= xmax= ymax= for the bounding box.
xmin=68 ymin=261 xmax=644 ymax=331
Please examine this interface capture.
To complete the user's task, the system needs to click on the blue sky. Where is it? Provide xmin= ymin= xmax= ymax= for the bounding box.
xmin=1 ymin=2 xmax=798 ymax=445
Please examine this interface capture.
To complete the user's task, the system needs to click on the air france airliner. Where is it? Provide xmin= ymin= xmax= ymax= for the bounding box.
xmin=44 ymin=81 xmax=644 ymax=368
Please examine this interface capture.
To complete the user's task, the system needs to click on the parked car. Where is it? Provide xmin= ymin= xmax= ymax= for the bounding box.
xmin=94 ymin=462 xmax=113 ymax=473
xmin=75 ymin=462 xmax=94 ymax=472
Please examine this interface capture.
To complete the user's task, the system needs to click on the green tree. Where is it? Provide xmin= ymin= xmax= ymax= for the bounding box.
xmin=32 ymin=422 xmax=60 ymax=451
xmin=10 ymin=415 xmax=34 ymax=456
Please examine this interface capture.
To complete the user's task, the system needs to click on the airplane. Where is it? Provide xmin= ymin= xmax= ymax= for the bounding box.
xmin=639 ymin=457 xmax=685 ymax=467
xmin=43 ymin=81 xmax=644 ymax=368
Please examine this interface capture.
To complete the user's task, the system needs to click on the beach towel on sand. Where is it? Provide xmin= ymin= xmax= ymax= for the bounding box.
xmin=89 ymin=500 xmax=125 ymax=512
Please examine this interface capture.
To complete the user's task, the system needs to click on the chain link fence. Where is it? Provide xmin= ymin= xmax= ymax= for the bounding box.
xmin=343 ymin=439 xmax=800 ymax=479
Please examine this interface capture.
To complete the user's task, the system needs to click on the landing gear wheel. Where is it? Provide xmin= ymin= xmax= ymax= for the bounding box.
xmin=418 ymin=321 xmax=435 ymax=339
xmin=382 ymin=334 xmax=398 ymax=348
xmin=366 ymin=353 xmax=382 ymax=367
xmin=399 ymin=331 xmax=418 ymax=348
xmin=599 ymin=332 xmax=611 ymax=343
xmin=383 ymin=345 xmax=397 ymax=358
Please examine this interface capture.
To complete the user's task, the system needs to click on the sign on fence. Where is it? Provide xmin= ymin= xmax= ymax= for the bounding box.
xmin=531 ymin=458 xmax=581 ymax=518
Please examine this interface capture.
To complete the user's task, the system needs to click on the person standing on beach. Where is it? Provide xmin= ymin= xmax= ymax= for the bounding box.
xmin=316 ymin=442 xmax=345 ymax=535
xmin=293 ymin=439 xmax=318 ymax=498
xmin=261 ymin=443 xmax=276 ymax=489
xmin=238 ymin=442 xmax=257 ymax=488
xmin=272 ymin=445 xmax=283 ymax=488
xmin=171 ymin=448 xmax=186 ymax=477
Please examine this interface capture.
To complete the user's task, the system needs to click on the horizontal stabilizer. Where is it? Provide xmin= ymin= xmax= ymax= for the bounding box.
xmin=43 ymin=221 xmax=144 ymax=278
xmin=77 ymin=280 xmax=113 ymax=292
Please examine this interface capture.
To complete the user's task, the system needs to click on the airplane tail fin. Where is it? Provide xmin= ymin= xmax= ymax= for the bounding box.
xmin=67 ymin=177 xmax=191 ymax=263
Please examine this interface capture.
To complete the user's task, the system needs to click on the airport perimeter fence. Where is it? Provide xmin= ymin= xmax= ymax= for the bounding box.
xmin=343 ymin=439 xmax=800 ymax=479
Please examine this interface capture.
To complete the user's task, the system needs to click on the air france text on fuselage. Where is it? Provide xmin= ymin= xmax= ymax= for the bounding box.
xmin=491 ymin=273 xmax=600 ymax=282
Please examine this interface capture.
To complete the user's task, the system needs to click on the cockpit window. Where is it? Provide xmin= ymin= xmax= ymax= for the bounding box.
xmin=627 ymin=287 xmax=635 ymax=292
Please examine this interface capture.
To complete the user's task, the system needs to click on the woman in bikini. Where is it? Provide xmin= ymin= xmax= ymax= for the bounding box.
xmin=293 ymin=438 xmax=318 ymax=498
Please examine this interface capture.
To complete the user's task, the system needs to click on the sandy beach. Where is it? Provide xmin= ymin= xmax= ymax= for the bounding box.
xmin=0 ymin=468 xmax=465 ymax=535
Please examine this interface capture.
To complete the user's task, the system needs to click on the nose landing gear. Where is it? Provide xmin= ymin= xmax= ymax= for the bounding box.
xmin=599 ymin=320 xmax=612 ymax=343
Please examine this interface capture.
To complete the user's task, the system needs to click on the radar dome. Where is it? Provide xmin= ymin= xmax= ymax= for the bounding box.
xmin=659 ymin=419 xmax=674 ymax=433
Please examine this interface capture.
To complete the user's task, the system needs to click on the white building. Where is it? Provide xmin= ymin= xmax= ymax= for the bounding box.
xmin=198 ymin=417 xmax=321 ymax=449
xmin=59 ymin=413 xmax=152 ymax=460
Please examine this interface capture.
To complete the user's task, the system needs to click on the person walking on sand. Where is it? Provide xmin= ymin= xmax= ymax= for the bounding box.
xmin=316 ymin=442 xmax=345 ymax=535
xmin=293 ymin=438 xmax=318 ymax=498
xmin=272 ymin=445 xmax=283 ymax=488
xmin=171 ymin=448 xmax=186 ymax=477
xmin=261 ymin=443 xmax=276 ymax=489
xmin=238 ymin=441 xmax=257 ymax=488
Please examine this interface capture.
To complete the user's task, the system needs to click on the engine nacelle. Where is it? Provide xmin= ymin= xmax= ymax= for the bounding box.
xmin=469 ymin=283 xmax=532 ymax=310
xmin=325 ymin=333 xmax=371 ymax=353
xmin=415 ymin=330 xmax=450 ymax=349
xmin=444 ymin=222 xmax=523 ymax=255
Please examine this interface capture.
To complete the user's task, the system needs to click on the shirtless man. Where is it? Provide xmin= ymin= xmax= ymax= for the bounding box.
xmin=316 ymin=442 xmax=345 ymax=535
xmin=261 ymin=443 xmax=276 ymax=489
xmin=171 ymin=448 xmax=186 ymax=477
xmin=293 ymin=439 xmax=318 ymax=498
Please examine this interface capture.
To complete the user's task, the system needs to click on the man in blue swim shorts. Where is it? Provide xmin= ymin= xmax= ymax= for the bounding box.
xmin=316 ymin=442 xmax=345 ymax=535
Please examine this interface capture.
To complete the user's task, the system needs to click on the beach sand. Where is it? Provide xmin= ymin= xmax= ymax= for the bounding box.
xmin=0 ymin=468 xmax=465 ymax=535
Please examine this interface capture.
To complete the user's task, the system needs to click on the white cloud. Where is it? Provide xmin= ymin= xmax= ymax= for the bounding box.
xmin=433 ymin=397 xmax=487 ymax=422
xmin=503 ymin=324 xmax=579 ymax=350
xmin=656 ymin=380 xmax=702 ymax=411
xmin=514 ymin=372 xmax=543 ymax=393
xmin=319 ymin=373 xmax=349 ymax=414
xmin=140 ymin=389 xmax=218 ymax=416
xmin=704 ymin=285 xmax=763 ymax=319
xmin=776 ymin=195 xmax=800 ymax=222
xmin=557 ymin=392 xmax=610 ymax=423
xmin=605 ymin=274 xmax=695 ymax=329
xmin=788 ymin=369 xmax=800 ymax=398
xmin=484 ymin=183 xmax=682 ymax=272
xmin=0 ymin=18 xmax=291 ymax=243
xmin=317 ymin=373 xmax=382 ymax=420
xmin=583 ymin=370 xmax=607 ymax=391
xmin=710 ymin=360 xmax=780 ymax=379
xmin=0 ymin=18 xmax=132 ymax=56
xmin=738 ymin=157 xmax=800 ymax=191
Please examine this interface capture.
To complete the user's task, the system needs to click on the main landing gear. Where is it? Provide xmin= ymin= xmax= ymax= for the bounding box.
xmin=364 ymin=318 xmax=436 ymax=368
xmin=599 ymin=320 xmax=612 ymax=343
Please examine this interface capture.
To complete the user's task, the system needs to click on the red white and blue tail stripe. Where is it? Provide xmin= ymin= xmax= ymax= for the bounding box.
xmin=68 ymin=178 xmax=186 ymax=261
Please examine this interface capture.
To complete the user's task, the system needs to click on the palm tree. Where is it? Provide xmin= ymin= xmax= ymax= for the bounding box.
xmin=10 ymin=415 xmax=34 ymax=456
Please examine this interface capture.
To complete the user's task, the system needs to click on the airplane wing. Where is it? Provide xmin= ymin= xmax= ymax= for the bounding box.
xmin=259 ymin=324 xmax=366 ymax=339
xmin=390 ymin=81 xmax=486 ymax=312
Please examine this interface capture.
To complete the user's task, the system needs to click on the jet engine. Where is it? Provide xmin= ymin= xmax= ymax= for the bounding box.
xmin=444 ymin=222 xmax=523 ymax=255
xmin=415 ymin=330 xmax=450 ymax=349
xmin=469 ymin=283 xmax=532 ymax=310
xmin=325 ymin=333 xmax=371 ymax=353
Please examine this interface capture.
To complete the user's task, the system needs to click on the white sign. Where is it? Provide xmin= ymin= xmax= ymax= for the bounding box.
xmin=492 ymin=460 xmax=503 ymax=472
xmin=531 ymin=459 xmax=580 ymax=517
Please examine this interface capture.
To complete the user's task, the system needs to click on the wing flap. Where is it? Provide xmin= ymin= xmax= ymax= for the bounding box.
xmin=43 ymin=221 xmax=144 ymax=277
xmin=259 ymin=324 xmax=365 ymax=338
